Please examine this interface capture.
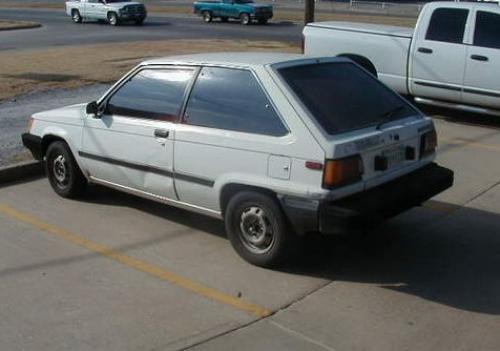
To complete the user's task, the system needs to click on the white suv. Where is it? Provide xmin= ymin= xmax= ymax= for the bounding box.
xmin=22 ymin=53 xmax=454 ymax=267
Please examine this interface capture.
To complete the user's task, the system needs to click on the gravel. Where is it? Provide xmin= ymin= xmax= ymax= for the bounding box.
xmin=0 ymin=84 xmax=109 ymax=167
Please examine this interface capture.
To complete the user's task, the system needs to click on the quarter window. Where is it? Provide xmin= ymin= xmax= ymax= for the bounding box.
xmin=184 ymin=67 xmax=287 ymax=136
xmin=426 ymin=8 xmax=468 ymax=44
xmin=106 ymin=68 xmax=194 ymax=121
xmin=474 ymin=11 xmax=500 ymax=49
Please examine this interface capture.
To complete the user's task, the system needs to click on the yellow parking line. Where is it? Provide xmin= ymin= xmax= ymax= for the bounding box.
xmin=440 ymin=138 xmax=500 ymax=152
xmin=0 ymin=202 xmax=272 ymax=318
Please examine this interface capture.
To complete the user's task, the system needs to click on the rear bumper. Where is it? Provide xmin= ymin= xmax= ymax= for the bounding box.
xmin=281 ymin=163 xmax=454 ymax=235
xmin=21 ymin=133 xmax=43 ymax=161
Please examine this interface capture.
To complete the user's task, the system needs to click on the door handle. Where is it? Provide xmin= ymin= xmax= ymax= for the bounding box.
xmin=417 ymin=47 xmax=433 ymax=54
xmin=154 ymin=129 xmax=169 ymax=138
xmin=470 ymin=54 xmax=489 ymax=62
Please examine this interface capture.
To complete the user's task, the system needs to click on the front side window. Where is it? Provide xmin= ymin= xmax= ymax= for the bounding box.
xmin=426 ymin=8 xmax=469 ymax=44
xmin=184 ymin=67 xmax=287 ymax=136
xmin=474 ymin=11 xmax=500 ymax=49
xmin=106 ymin=68 xmax=194 ymax=121
xmin=278 ymin=62 xmax=418 ymax=135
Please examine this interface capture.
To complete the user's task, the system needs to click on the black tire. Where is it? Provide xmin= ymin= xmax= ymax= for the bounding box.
xmin=108 ymin=12 xmax=119 ymax=26
xmin=202 ymin=11 xmax=212 ymax=23
xmin=135 ymin=19 xmax=144 ymax=25
xmin=258 ymin=18 xmax=268 ymax=25
xmin=240 ymin=12 xmax=251 ymax=25
xmin=220 ymin=16 xmax=228 ymax=22
xmin=71 ymin=9 xmax=82 ymax=23
xmin=45 ymin=141 xmax=87 ymax=198
xmin=225 ymin=191 xmax=299 ymax=267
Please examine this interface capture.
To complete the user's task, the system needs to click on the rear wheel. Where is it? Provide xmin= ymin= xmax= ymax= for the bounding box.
xmin=240 ymin=12 xmax=251 ymax=25
xmin=202 ymin=11 xmax=212 ymax=23
xmin=71 ymin=10 xmax=82 ymax=23
xmin=45 ymin=141 xmax=87 ymax=198
xmin=108 ymin=12 xmax=119 ymax=26
xmin=225 ymin=191 xmax=299 ymax=267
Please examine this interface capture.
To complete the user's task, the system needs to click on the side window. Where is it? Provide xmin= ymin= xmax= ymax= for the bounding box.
xmin=184 ymin=67 xmax=288 ymax=136
xmin=474 ymin=11 xmax=500 ymax=49
xmin=426 ymin=8 xmax=469 ymax=44
xmin=106 ymin=68 xmax=194 ymax=121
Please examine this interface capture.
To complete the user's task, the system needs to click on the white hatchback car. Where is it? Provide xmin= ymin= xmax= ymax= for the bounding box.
xmin=22 ymin=53 xmax=453 ymax=267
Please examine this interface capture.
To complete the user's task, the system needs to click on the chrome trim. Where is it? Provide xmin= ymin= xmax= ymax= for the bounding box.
xmin=88 ymin=176 xmax=222 ymax=219
xmin=414 ymin=97 xmax=500 ymax=117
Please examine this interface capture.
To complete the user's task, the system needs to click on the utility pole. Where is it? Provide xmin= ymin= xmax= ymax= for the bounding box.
xmin=305 ymin=0 xmax=315 ymax=25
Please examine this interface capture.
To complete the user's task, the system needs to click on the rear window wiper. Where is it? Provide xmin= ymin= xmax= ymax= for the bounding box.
xmin=375 ymin=105 xmax=407 ymax=130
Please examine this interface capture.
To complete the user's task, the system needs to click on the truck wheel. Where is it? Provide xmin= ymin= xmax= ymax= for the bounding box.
xmin=220 ymin=16 xmax=228 ymax=22
xmin=72 ymin=10 xmax=82 ymax=23
xmin=45 ymin=141 xmax=87 ymax=199
xmin=202 ymin=11 xmax=212 ymax=23
xmin=108 ymin=12 xmax=119 ymax=26
xmin=225 ymin=191 xmax=299 ymax=267
xmin=258 ymin=18 xmax=268 ymax=25
xmin=240 ymin=13 xmax=251 ymax=25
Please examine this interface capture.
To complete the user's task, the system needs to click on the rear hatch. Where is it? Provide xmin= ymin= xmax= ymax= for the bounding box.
xmin=275 ymin=59 xmax=435 ymax=191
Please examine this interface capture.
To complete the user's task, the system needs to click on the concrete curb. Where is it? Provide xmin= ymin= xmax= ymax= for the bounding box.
xmin=0 ymin=161 xmax=44 ymax=185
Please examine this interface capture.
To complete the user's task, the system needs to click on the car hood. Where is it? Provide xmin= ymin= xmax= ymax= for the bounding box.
xmin=33 ymin=103 xmax=87 ymax=126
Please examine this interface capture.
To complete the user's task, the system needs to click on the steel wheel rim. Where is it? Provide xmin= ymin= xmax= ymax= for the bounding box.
xmin=239 ymin=206 xmax=275 ymax=254
xmin=203 ymin=12 xmax=210 ymax=22
xmin=52 ymin=155 xmax=69 ymax=188
xmin=241 ymin=14 xmax=249 ymax=24
xmin=109 ymin=15 xmax=117 ymax=25
xmin=73 ymin=12 xmax=80 ymax=22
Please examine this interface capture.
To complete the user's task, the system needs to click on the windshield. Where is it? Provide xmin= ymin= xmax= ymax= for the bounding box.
xmin=278 ymin=62 xmax=418 ymax=135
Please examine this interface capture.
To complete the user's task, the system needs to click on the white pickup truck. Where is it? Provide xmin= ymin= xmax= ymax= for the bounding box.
xmin=304 ymin=2 xmax=500 ymax=116
xmin=65 ymin=0 xmax=147 ymax=26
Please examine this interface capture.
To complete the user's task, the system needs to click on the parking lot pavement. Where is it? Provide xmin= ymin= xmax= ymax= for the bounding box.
xmin=1 ymin=118 xmax=499 ymax=350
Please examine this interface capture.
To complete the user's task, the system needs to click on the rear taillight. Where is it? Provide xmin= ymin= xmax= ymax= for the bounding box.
xmin=323 ymin=155 xmax=363 ymax=189
xmin=27 ymin=117 xmax=34 ymax=132
xmin=420 ymin=129 xmax=437 ymax=158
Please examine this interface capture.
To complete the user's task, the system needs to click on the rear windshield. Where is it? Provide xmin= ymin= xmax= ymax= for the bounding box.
xmin=277 ymin=62 xmax=418 ymax=135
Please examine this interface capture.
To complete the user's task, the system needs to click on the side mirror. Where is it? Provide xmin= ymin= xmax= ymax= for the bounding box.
xmin=86 ymin=101 xmax=99 ymax=117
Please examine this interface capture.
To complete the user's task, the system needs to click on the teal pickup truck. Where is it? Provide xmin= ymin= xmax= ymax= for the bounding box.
xmin=193 ymin=0 xmax=273 ymax=25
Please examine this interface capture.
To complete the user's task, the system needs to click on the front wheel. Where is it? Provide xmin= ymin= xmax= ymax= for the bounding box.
xmin=225 ymin=191 xmax=299 ymax=267
xmin=45 ymin=141 xmax=87 ymax=198
xmin=72 ymin=10 xmax=82 ymax=23
xmin=240 ymin=13 xmax=251 ymax=25
xmin=108 ymin=12 xmax=119 ymax=26
xmin=202 ymin=11 xmax=212 ymax=23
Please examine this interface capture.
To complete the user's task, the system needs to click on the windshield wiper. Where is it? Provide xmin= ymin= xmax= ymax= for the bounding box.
xmin=375 ymin=105 xmax=406 ymax=130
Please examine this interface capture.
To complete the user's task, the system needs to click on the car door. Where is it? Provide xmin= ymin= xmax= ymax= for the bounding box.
xmin=84 ymin=0 xmax=100 ymax=19
xmin=81 ymin=66 xmax=196 ymax=200
xmin=409 ymin=7 xmax=470 ymax=102
xmin=173 ymin=66 xmax=290 ymax=212
xmin=219 ymin=0 xmax=232 ymax=17
xmin=463 ymin=9 xmax=500 ymax=109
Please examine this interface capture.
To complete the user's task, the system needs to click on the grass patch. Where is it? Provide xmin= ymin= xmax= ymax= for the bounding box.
xmin=0 ymin=39 xmax=299 ymax=101
xmin=0 ymin=19 xmax=40 ymax=30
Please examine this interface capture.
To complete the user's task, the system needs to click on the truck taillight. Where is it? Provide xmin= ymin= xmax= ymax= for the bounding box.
xmin=420 ymin=130 xmax=437 ymax=158
xmin=322 ymin=155 xmax=363 ymax=189
xmin=27 ymin=117 xmax=34 ymax=132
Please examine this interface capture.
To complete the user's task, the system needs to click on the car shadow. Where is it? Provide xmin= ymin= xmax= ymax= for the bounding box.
xmin=419 ymin=104 xmax=500 ymax=130
xmin=78 ymin=184 xmax=500 ymax=315
xmin=83 ymin=20 xmax=171 ymax=27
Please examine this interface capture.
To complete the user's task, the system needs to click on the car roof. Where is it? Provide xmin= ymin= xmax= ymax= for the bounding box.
xmin=141 ymin=52 xmax=327 ymax=68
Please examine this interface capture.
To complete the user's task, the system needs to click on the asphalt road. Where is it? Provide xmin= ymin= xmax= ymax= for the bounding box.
xmin=0 ymin=8 xmax=302 ymax=51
